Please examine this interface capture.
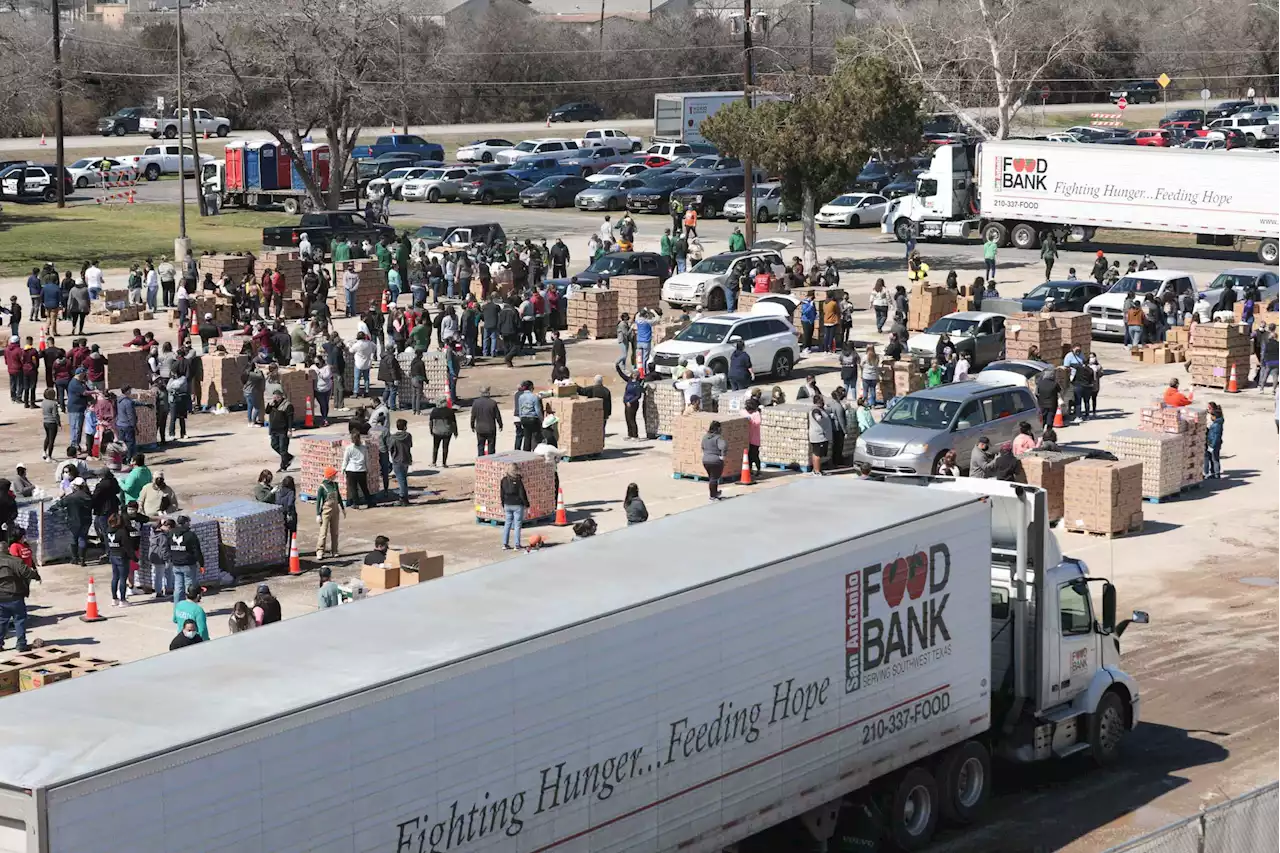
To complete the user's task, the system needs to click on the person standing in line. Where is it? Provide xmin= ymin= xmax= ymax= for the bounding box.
xmin=149 ymin=517 xmax=173 ymax=600
xmin=827 ymin=387 xmax=851 ymax=468
xmin=860 ymin=345 xmax=881 ymax=408
xmin=701 ymin=421 xmax=728 ymax=501
xmin=387 ymin=419 xmax=414 ymax=506
xmin=1036 ymin=369 xmax=1060 ymax=427
xmin=342 ymin=430 xmax=374 ymax=509
xmin=514 ymin=380 xmax=542 ymax=452
xmin=51 ymin=478 xmax=93 ymax=565
xmin=1258 ymin=324 xmax=1278 ymax=392
xmin=616 ymin=363 xmax=644 ymax=441
xmin=744 ymin=397 xmax=763 ymax=478
xmin=104 ymin=513 xmax=132 ymax=606
xmin=167 ymin=516 xmax=204 ymax=606
xmin=808 ymin=395 xmax=832 ymax=476
xmin=0 ymin=542 xmax=39 ymax=653
xmin=275 ymin=475 xmax=298 ymax=546
xmin=1204 ymin=402 xmax=1224 ymax=479
xmin=265 ymin=391 xmax=295 ymax=472
xmin=313 ymin=467 xmax=345 ymax=559
xmin=798 ymin=295 xmax=816 ymax=352
xmin=727 ymin=339 xmax=753 ymax=391
xmin=428 ymin=399 xmax=457 ymax=468
xmin=40 ymin=388 xmax=60 ymax=461
xmin=500 ymin=464 xmax=530 ymax=551
xmin=470 ymin=386 xmax=502 ymax=456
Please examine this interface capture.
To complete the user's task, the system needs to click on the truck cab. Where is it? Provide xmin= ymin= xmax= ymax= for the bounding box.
xmin=882 ymin=143 xmax=978 ymax=243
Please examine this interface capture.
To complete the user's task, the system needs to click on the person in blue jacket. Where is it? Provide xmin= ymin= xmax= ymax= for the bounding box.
xmin=799 ymin=295 xmax=817 ymax=352
xmin=633 ymin=308 xmax=654 ymax=374
xmin=1203 ymin=402 xmax=1224 ymax=480
xmin=65 ymin=368 xmax=93 ymax=452
xmin=615 ymin=362 xmax=645 ymax=440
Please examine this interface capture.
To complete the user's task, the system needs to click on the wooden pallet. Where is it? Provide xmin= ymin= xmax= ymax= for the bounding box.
xmin=672 ymin=471 xmax=742 ymax=483
xmin=1063 ymin=521 xmax=1144 ymax=539
xmin=762 ymin=461 xmax=812 ymax=473
xmin=1143 ymin=482 xmax=1203 ymax=504
xmin=564 ymin=453 xmax=602 ymax=462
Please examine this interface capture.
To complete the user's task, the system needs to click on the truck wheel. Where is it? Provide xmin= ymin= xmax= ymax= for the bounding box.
xmin=703 ymin=203 xmax=718 ymax=218
xmin=1258 ymin=238 xmax=1278 ymax=265
xmin=164 ymin=126 xmax=178 ymax=139
xmin=1088 ymin=690 xmax=1127 ymax=766
xmin=149 ymin=132 xmax=160 ymax=139
xmin=771 ymin=350 xmax=794 ymax=379
xmin=887 ymin=766 xmax=940 ymax=851
xmin=426 ymin=188 xmax=440 ymax=203
xmin=282 ymin=197 xmax=300 ymax=215
xmin=113 ymin=125 xmax=127 ymax=137
xmin=937 ymin=741 xmax=990 ymax=825
xmin=893 ymin=218 xmax=914 ymax=243
xmin=145 ymin=164 xmax=160 ymax=181
xmin=982 ymin=221 xmax=1009 ymax=247
xmin=1010 ymin=223 xmax=1040 ymax=250
xmin=216 ymin=125 xmax=230 ymax=138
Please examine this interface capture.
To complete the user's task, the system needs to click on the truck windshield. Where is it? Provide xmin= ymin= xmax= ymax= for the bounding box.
xmin=1108 ymin=276 xmax=1162 ymax=294
xmin=881 ymin=396 xmax=960 ymax=430
xmin=916 ymin=178 xmax=937 ymax=197
xmin=415 ymin=225 xmax=449 ymax=242
xmin=674 ymin=321 xmax=729 ymax=344
xmin=357 ymin=162 xmax=381 ymax=179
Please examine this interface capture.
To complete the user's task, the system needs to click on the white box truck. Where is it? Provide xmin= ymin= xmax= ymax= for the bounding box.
xmin=0 ymin=478 xmax=1146 ymax=853
xmin=882 ymin=141 xmax=1280 ymax=264
xmin=653 ymin=92 xmax=788 ymax=146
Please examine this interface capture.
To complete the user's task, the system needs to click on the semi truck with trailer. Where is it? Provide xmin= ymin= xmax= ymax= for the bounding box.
xmin=0 ymin=477 xmax=1146 ymax=853
xmin=882 ymin=141 xmax=1280 ymax=264
xmin=652 ymin=91 xmax=789 ymax=146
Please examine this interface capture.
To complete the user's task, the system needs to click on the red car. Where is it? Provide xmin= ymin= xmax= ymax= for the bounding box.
xmin=1134 ymin=128 xmax=1173 ymax=147
xmin=638 ymin=154 xmax=672 ymax=168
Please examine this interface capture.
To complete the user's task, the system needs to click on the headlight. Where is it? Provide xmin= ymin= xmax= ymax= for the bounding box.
xmin=695 ymin=282 xmax=705 ymax=295
xmin=855 ymin=437 xmax=868 ymax=451
xmin=903 ymin=442 xmax=930 ymax=455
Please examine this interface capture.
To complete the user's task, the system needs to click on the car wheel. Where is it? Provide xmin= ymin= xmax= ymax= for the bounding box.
xmin=706 ymin=288 xmax=726 ymax=312
xmin=113 ymin=125 xmax=127 ymax=137
xmin=75 ymin=176 xmax=88 ymax=189
xmin=581 ymin=168 xmax=593 ymax=178
xmin=164 ymin=126 xmax=178 ymax=139
xmin=756 ymin=206 xmax=770 ymax=223
xmin=426 ymin=187 xmax=440 ymax=203
xmin=481 ymin=152 xmax=493 ymax=163
xmin=607 ymin=197 xmax=619 ymax=211
xmin=145 ymin=164 xmax=160 ymax=181
xmin=216 ymin=125 xmax=230 ymax=137
xmin=149 ymin=132 xmax=160 ymax=139
xmin=771 ymin=350 xmax=794 ymax=379
xmin=41 ymin=186 xmax=57 ymax=202
xmin=480 ymin=191 xmax=494 ymax=204
xmin=849 ymin=214 xmax=860 ymax=228
xmin=546 ymin=196 xmax=558 ymax=209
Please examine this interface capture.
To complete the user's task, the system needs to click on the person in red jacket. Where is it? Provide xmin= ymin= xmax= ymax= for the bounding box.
xmin=1162 ymin=377 xmax=1193 ymax=407
xmin=19 ymin=338 xmax=38 ymax=408
xmin=4 ymin=337 xmax=22 ymax=405
xmin=67 ymin=338 xmax=89 ymax=371
xmin=271 ymin=270 xmax=287 ymax=319
xmin=83 ymin=345 xmax=106 ymax=384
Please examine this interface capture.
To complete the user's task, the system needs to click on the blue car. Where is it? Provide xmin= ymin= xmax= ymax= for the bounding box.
xmin=1020 ymin=280 xmax=1104 ymax=313
xmin=505 ymin=156 xmax=571 ymax=184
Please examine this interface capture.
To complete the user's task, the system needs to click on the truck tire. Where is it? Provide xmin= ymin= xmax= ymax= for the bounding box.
xmin=1258 ymin=238 xmax=1278 ymax=265
xmin=1010 ymin=222 xmax=1040 ymax=250
xmin=113 ymin=125 xmax=127 ymax=137
xmin=144 ymin=164 xmax=160 ymax=181
xmin=164 ymin=126 xmax=178 ymax=139
xmin=981 ymin=221 xmax=1009 ymax=248
xmin=936 ymin=740 xmax=990 ymax=825
xmin=149 ymin=132 xmax=160 ymax=139
xmin=893 ymin=218 xmax=914 ymax=243
xmin=887 ymin=766 xmax=940 ymax=851
xmin=282 ymin=197 xmax=300 ymax=215
xmin=216 ymin=125 xmax=230 ymax=137
xmin=1088 ymin=690 xmax=1127 ymax=766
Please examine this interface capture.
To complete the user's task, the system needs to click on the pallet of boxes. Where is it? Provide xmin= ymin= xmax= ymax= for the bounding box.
xmin=643 ymin=381 xmax=686 ymax=439
xmin=276 ymin=366 xmax=315 ymax=425
xmin=672 ymin=411 xmax=748 ymax=482
xmin=0 ymin=647 xmax=119 ymax=697
xmin=104 ymin=349 xmax=149 ymax=391
xmin=555 ymin=395 xmax=605 ymax=460
xmin=1131 ymin=404 xmax=1207 ymax=495
xmin=907 ymin=284 xmax=957 ymax=333
xmin=1005 ymin=313 xmax=1061 ymax=362
xmin=1106 ymin=429 xmax=1189 ymax=502
xmin=1055 ymin=311 xmax=1092 ymax=359
xmin=567 ymin=288 xmax=618 ymax=340
xmin=298 ymin=433 xmax=381 ymax=501
xmin=1188 ymin=322 xmax=1251 ymax=390
xmin=759 ymin=403 xmax=816 ymax=471
xmin=89 ymin=289 xmax=139 ymax=326
xmin=1017 ymin=451 xmax=1085 ymax=523
xmin=1062 ymin=458 xmax=1144 ymax=537
xmin=473 ymin=450 xmax=556 ymax=525
xmin=611 ymin=275 xmax=662 ymax=319
xmin=330 ymin=260 xmax=385 ymax=316
xmin=202 ymin=352 xmax=248 ymax=410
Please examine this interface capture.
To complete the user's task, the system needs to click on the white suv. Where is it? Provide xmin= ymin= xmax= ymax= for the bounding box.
xmin=578 ymin=128 xmax=642 ymax=152
xmin=661 ymin=249 xmax=787 ymax=312
xmin=494 ymin=138 xmax=580 ymax=165
xmin=649 ymin=314 xmax=799 ymax=380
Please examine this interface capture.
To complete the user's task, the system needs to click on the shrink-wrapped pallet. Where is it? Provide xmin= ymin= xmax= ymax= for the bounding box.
xmin=136 ymin=514 xmax=232 ymax=588
xmin=473 ymin=451 xmax=555 ymax=523
xmin=16 ymin=499 xmax=73 ymax=564
xmin=1063 ymin=459 xmax=1144 ymax=536
xmin=759 ymin=404 xmax=813 ymax=468
xmin=643 ymin=381 xmax=687 ymax=437
xmin=1106 ymin=429 xmax=1185 ymax=499
xmin=193 ymin=499 xmax=288 ymax=574
xmin=672 ymin=412 xmax=749 ymax=480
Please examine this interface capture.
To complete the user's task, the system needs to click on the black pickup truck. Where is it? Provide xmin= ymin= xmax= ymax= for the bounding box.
xmin=261 ymin=211 xmax=395 ymax=252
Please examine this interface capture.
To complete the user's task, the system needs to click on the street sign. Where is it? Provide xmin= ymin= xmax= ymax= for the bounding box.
xmin=1040 ymin=85 xmax=1051 ymax=101
xmin=156 ymin=96 xmax=165 ymax=114
xmin=1116 ymin=97 xmax=1128 ymax=110
xmin=1157 ymin=73 xmax=1171 ymax=89
xmin=1200 ymin=88 xmax=1211 ymax=101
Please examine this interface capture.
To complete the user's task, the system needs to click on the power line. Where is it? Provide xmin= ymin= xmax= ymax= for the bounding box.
xmin=69 ymin=68 xmax=744 ymax=87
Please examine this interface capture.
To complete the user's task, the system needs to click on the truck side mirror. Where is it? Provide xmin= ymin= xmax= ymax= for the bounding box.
xmin=1101 ymin=582 xmax=1116 ymax=632
xmin=1115 ymin=609 xmax=1148 ymax=637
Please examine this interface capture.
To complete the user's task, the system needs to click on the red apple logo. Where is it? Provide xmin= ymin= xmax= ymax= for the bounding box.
xmin=883 ymin=557 xmax=908 ymax=607
xmin=906 ymin=551 xmax=929 ymax=600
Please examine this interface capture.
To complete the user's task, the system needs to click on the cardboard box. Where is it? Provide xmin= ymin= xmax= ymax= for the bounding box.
xmin=361 ymin=563 xmax=400 ymax=590
xmin=389 ymin=550 xmax=444 ymax=585
xmin=19 ymin=663 xmax=77 ymax=691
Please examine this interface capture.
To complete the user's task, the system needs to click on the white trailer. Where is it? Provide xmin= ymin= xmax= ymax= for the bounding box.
xmin=883 ymin=141 xmax=1280 ymax=264
xmin=0 ymin=478 xmax=1146 ymax=853
xmin=652 ymin=92 xmax=788 ymax=146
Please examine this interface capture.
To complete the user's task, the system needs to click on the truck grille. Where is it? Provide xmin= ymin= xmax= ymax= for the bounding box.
xmin=1088 ymin=306 xmax=1124 ymax=321
xmin=863 ymin=443 xmax=900 ymax=458
xmin=654 ymin=353 xmax=681 ymax=367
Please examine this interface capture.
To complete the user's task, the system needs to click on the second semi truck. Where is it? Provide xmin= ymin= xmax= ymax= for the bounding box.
xmin=883 ymin=141 xmax=1279 ymax=264
xmin=0 ymin=477 xmax=1146 ymax=853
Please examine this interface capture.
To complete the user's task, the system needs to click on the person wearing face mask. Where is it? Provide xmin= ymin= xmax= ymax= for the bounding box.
xmin=172 ymin=584 xmax=209 ymax=641
xmin=169 ymin=617 xmax=203 ymax=650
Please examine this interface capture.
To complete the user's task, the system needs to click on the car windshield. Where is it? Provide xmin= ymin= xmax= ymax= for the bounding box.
xmin=984 ymin=363 xmax=1042 ymax=379
xmin=688 ymin=156 xmax=718 ymax=169
xmin=1208 ymin=273 xmax=1258 ymax=291
xmin=532 ymin=176 xmax=561 ymax=188
xmin=1025 ymin=284 xmax=1074 ymax=300
xmin=686 ymin=176 xmax=721 ymax=189
xmin=926 ymin=317 xmax=979 ymax=335
xmin=829 ymin=195 xmax=859 ymax=207
xmin=690 ymin=256 xmax=734 ymax=275
xmin=384 ymin=169 xmax=413 ymax=179
xmin=858 ymin=162 xmax=891 ymax=178
xmin=513 ymin=142 xmax=538 ymax=152
xmin=71 ymin=158 xmax=96 ymax=169
xmin=114 ymin=109 xmax=135 ymax=117
xmin=1108 ymin=276 xmax=1163 ymax=294
xmin=881 ymin=396 xmax=960 ymax=430
xmin=357 ymin=162 xmax=381 ymax=178
xmin=415 ymin=225 xmax=449 ymax=241
xmin=591 ymin=180 xmax=622 ymax=190
xmin=416 ymin=170 xmax=444 ymax=181
xmin=598 ymin=166 xmax=624 ymax=175
xmin=589 ymin=256 xmax=632 ymax=274
xmin=675 ymin=321 xmax=729 ymax=344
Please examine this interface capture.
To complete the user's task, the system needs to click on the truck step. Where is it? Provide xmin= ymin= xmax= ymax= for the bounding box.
xmin=1052 ymin=742 xmax=1092 ymax=759
xmin=1041 ymin=704 xmax=1084 ymax=724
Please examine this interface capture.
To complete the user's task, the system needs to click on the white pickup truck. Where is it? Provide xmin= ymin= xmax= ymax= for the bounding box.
xmin=578 ymin=126 xmax=643 ymax=152
xmin=120 ymin=144 xmax=214 ymax=181
xmin=139 ymin=108 xmax=231 ymax=140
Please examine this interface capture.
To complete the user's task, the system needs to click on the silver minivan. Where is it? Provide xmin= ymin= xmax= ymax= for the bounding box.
xmin=853 ymin=382 xmax=1040 ymax=475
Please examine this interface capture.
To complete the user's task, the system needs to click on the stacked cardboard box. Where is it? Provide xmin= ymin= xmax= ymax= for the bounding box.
xmin=893 ymin=360 xmax=924 ymax=397
xmin=1063 ymin=459 xmax=1144 ymax=536
xmin=567 ymin=288 xmax=618 ymax=339
xmin=1055 ymin=311 xmax=1092 ymax=358
xmin=130 ymin=388 xmax=158 ymax=447
xmin=0 ymin=647 xmax=80 ymax=696
xmin=137 ymin=515 xmax=232 ymax=588
xmin=1006 ymin=313 xmax=1061 ymax=361
xmin=956 ymin=283 xmax=980 ymax=312
xmin=1137 ymin=404 xmax=1206 ymax=489
xmin=1189 ymin=323 xmax=1251 ymax=389
xmin=298 ymin=434 xmax=347 ymax=498
xmin=556 ymin=396 xmax=605 ymax=458
xmin=105 ymin=348 xmax=151 ymax=391
xmin=370 ymin=549 xmax=446 ymax=589
xmin=95 ymin=289 xmax=130 ymax=312
xmin=473 ymin=450 xmax=556 ymax=522
xmin=261 ymin=249 xmax=304 ymax=291
xmin=736 ymin=291 xmax=759 ymax=312
xmin=877 ymin=363 xmax=896 ymax=404
xmin=391 ymin=350 xmax=449 ymax=405
xmin=760 ymin=404 xmax=814 ymax=468
xmin=1106 ymin=429 xmax=1186 ymax=499
xmin=612 ymin=275 xmax=662 ymax=317
xmin=193 ymin=499 xmax=288 ymax=574
xmin=203 ymin=353 xmax=248 ymax=409
xmin=643 ymin=382 xmax=685 ymax=437
xmin=200 ymin=253 xmax=254 ymax=282
xmin=792 ymin=287 xmax=847 ymax=304
xmin=651 ymin=318 xmax=691 ymax=344
xmin=1131 ymin=343 xmax=1176 ymax=365
xmin=907 ymin=284 xmax=957 ymax=332
xmin=62 ymin=657 xmax=120 ymax=678
xmin=333 ymin=260 xmax=386 ymax=312
xmin=672 ymin=412 xmax=749 ymax=480
xmin=277 ymin=366 xmax=314 ymax=424
xmin=718 ymin=390 xmax=751 ymax=413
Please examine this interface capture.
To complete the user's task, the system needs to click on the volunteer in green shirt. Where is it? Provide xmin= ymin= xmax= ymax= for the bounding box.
xmin=317 ymin=565 xmax=343 ymax=609
xmin=926 ymin=358 xmax=945 ymax=388
xmin=408 ymin=320 xmax=431 ymax=354
xmin=660 ymin=229 xmax=673 ymax=261
xmin=375 ymin=240 xmax=392 ymax=271
xmin=983 ymin=236 xmax=998 ymax=281
xmin=727 ymin=226 xmax=746 ymax=253
xmin=172 ymin=586 xmax=210 ymax=641
xmin=332 ymin=237 xmax=352 ymax=263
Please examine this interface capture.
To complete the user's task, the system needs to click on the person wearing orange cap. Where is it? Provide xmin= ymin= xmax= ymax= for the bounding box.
xmin=313 ymin=466 xmax=345 ymax=560
xmin=1090 ymin=250 xmax=1108 ymax=285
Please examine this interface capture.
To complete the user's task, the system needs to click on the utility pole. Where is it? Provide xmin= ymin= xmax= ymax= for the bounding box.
xmin=392 ymin=15 xmax=408 ymax=134
xmin=808 ymin=1 xmax=815 ymax=72
xmin=598 ymin=0 xmax=605 ymax=52
xmin=51 ymin=0 xmax=65 ymax=208
xmin=741 ymin=0 xmax=755 ymax=247
xmin=174 ymin=0 xmax=192 ymax=268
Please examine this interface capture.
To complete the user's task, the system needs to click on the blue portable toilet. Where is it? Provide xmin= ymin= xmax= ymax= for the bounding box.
xmin=258 ymin=142 xmax=280 ymax=191
xmin=244 ymin=143 xmax=262 ymax=190
xmin=291 ymin=147 xmax=310 ymax=192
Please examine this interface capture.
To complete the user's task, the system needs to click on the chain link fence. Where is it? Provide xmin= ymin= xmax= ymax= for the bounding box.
xmin=1102 ymin=782 xmax=1278 ymax=853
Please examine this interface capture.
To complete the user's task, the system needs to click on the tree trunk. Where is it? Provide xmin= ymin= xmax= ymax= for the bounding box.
xmin=189 ymin=122 xmax=207 ymax=217
xmin=801 ymin=185 xmax=817 ymax=272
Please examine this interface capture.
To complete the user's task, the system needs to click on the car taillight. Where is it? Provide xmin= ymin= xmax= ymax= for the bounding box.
xmin=291 ymin=231 xmax=300 ymax=244
xmin=469 ymin=180 xmax=482 ymax=186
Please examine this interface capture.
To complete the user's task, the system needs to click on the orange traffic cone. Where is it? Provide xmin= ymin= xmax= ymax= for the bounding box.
xmin=740 ymin=448 xmax=753 ymax=485
xmin=380 ymin=290 xmax=390 ymax=314
xmin=304 ymin=396 xmax=315 ymax=428
xmin=1227 ymin=364 xmax=1239 ymax=393
xmin=38 ymin=326 xmax=46 ymax=351
xmin=288 ymin=532 xmax=302 ymax=575
xmin=553 ymin=487 xmax=569 ymax=526
xmin=91 ymin=424 xmax=103 ymax=458
xmin=39 ymin=132 xmax=46 ymax=147
xmin=203 ymin=129 xmax=209 ymax=140
xmin=1053 ymin=403 xmax=1065 ymax=428
xmin=79 ymin=576 xmax=107 ymax=622
xmin=191 ymin=315 xmax=200 ymax=338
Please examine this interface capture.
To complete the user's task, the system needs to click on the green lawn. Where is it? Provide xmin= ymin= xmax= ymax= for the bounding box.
xmin=0 ymin=205 xmax=291 ymax=276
